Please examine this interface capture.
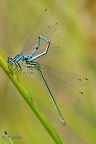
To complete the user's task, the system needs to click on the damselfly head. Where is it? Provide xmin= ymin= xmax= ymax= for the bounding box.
xmin=7 ymin=57 xmax=13 ymax=65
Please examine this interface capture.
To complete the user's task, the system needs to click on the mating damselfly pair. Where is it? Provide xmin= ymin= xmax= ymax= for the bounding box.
xmin=7 ymin=9 xmax=88 ymax=125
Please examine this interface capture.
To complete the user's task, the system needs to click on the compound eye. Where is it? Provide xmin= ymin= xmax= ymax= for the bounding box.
xmin=26 ymin=59 xmax=29 ymax=62
xmin=7 ymin=57 xmax=12 ymax=64
xmin=24 ymin=58 xmax=28 ymax=62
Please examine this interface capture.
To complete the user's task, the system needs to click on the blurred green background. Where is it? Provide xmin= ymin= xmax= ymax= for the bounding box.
xmin=0 ymin=0 xmax=96 ymax=144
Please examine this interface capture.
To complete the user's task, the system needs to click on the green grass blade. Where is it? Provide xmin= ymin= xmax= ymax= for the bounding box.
xmin=1 ymin=138 xmax=9 ymax=144
xmin=0 ymin=54 xmax=64 ymax=144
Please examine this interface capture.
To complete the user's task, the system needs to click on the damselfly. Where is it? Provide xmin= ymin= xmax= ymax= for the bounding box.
xmin=7 ymin=9 xmax=88 ymax=125
xmin=7 ymin=9 xmax=62 ymax=74
xmin=24 ymin=60 xmax=88 ymax=125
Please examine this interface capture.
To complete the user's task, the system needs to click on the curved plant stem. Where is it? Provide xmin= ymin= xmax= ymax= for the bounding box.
xmin=0 ymin=54 xmax=64 ymax=144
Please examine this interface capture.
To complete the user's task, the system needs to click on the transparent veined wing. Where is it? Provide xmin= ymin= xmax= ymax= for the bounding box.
xmin=40 ymin=65 xmax=88 ymax=99
xmin=22 ymin=9 xmax=62 ymax=55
